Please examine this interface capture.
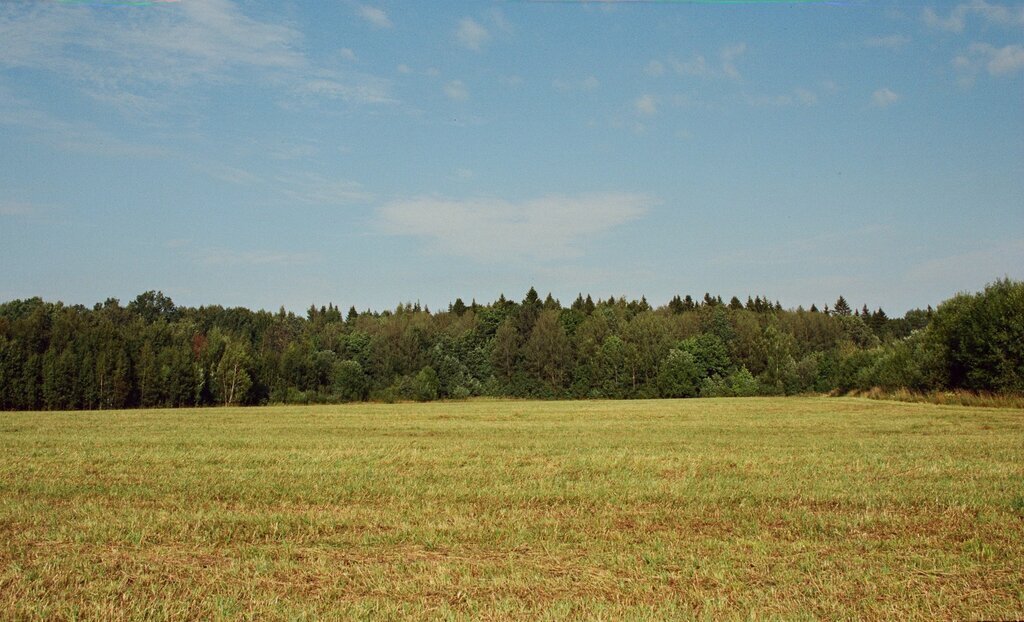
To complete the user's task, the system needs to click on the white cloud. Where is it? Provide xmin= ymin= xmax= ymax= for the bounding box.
xmin=299 ymin=75 xmax=395 ymax=104
xmin=669 ymin=55 xmax=710 ymax=77
xmin=863 ymin=34 xmax=911 ymax=49
xmin=720 ymin=43 xmax=747 ymax=79
xmin=963 ymin=42 xmax=1024 ymax=75
xmin=266 ymin=142 xmax=319 ymax=161
xmin=207 ymin=164 xmax=259 ymax=185
xmin=490 ymin=8 xmax=513 ymax=35
xmin=553 ymin=76 xmax=600 ymax=93
xmin=500 ymin=75 xmax=524 ymax=87
xmin=794 ymin=88 xmax=819 ymax=105
xmin=357 ymin=5 xmax=392 ymax=29
xmin=397 ymin=63 xmax=412 ymax=74
xmin=658 ymin=44 xmax=745 ymax=80
xmin=456 ymin=17 xmax=490 ymax=51
xmin=923 ymin=1 xmax=1024 ymax=33
xmin=444 ymin=80 xmax=469 ymax=100
xmin=275 ymin=172 xmax=371 ymax=205
xmin=0 ymin=92 xmax=166 ymax=157
xmin=0 ymin=0 xmax=301 ymax=90
xmin=377 ymin=193 xmax=654 ymax=262
xmin=953 ymin=43 xmax=1024 ymax=84
xmin=634 ymin=94 xmax=657 ymax=116
xmin=339 ymin=48 xmax=357 ymax=61
xmin=983 ymin=43 xmax=1024 ymax=73
xmin=745 ymin=86 xmax=820 ymax=108
xmin=872 ymin=87 xmax=900 ymax=107
xmin=0 ymin=1 xmax=393 ymax=114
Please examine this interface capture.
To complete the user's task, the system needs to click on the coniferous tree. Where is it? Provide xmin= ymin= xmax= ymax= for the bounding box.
xmin=524 ymin=310 xmax=570 ymax=392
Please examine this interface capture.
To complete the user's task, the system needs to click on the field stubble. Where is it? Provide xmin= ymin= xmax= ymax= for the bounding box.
xmin=1 ymin=397 xmax=1022 ymax=620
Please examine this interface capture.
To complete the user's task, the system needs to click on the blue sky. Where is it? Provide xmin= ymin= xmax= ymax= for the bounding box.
xmin=1 ymin=0 xmax=1022 ymax=314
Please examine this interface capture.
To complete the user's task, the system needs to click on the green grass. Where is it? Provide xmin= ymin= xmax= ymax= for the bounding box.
xmin=1 ymin=397 xmax=1022 ymax=620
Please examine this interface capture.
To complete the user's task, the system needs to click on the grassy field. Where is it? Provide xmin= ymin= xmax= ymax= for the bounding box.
xmin=1 ymin=398 xmax=1022 ymax=620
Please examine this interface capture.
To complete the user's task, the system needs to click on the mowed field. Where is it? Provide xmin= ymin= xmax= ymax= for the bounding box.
xmin=1 ymin=398 xmax=1022 ymax=620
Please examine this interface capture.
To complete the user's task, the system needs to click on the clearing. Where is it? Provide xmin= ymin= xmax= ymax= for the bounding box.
xmin=1 ymin=397 xmax=1022 ymax=619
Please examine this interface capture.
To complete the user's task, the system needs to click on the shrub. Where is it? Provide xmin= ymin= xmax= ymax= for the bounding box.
xmin=657 ymin=349 xmax=701 ymax=398
xmin=332 ymin=359 xmax=367 ymax=402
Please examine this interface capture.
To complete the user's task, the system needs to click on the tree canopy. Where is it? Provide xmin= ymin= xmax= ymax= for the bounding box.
xmin=1 ymin=279 xmax=1019 ymax=410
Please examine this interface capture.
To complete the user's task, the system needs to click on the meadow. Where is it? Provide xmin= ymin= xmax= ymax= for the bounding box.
xmin=1 ymin=397 xmax=1022 ymax=620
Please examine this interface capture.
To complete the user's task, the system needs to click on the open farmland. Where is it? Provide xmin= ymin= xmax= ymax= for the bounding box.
xmin=1 ymin=397 xmax=1022 ymax=620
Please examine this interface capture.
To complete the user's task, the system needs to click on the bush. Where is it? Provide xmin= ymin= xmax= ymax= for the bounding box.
xmin=657 ymin=349 xmax=701 ymax=398
xmin=928 ymin=278 xmax=1024 ymax=393
xmin=413 ymin=366 xmax=439 ymax=401
xmin=700 ymin=367 xmax=759 ymax=397
xmin=332 ymin=359 xmax=367 ymax=402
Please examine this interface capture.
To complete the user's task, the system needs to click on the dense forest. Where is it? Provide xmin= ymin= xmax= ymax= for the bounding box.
xmin=0 ymin=279 xmax=1021 ymax=410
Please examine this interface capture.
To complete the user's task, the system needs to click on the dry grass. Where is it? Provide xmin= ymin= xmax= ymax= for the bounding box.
xmin=1 ymin=397 xmax=1022 ymax=620
xmin=850 ymin=387 xmax=1024 ymax=409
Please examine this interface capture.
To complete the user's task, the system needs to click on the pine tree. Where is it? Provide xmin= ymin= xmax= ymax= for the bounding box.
xmin=571 ymin=294 xmax=586 ymax=312
xmin=834 ymin=296 xmax=852 ymax=317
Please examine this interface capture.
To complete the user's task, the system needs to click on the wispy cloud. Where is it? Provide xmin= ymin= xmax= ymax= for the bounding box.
xmin=357 ymin=5 xmax=392 ymax=28
xmin=444 ymin=80 xmax=469 ymax=101
xmin=863 ymin=34 xmax=911 ymax=49
xmin=206 ymin=164 xmax=259 ymax=186
xmin=0 ymin=90 xmax=166 ymax=157
xmin=456 ymin=17 xmax=490 ymax=51
xmin=923 ymin=1 xmax=1024 ymax=33
xmin=652 ymin=43 xmax=747 ymax=80
xmin=552 ymin=76 xmax=600 ymax=93
xmin=377 ymin=193 xmax=654 ymax=262
xmin=954 ymin=43 xmax=1024 ymax=81
xmin=669 ymin=55 xmax=710 ymax=77
xmin=634 ymin=94 xmax=657 ymax=116
xmin=645 ymin=60 xmax=666 ymax=77
xmin=0 ymin=0 xmax=393 ymax=114
xmin=871 ymin=87 xmax=900 ymax=108
xmin=500 ymin=75 xmax=525 ymax=87
xmin=298 ymin=74 xmax=395 ymax=105
xmin=720 ymin=43 xmax=747 ymax=79
xmin=745 ymin=87 xmax=820 ymax=108
xmin=275 ymin=172 xmax=371 ymax=205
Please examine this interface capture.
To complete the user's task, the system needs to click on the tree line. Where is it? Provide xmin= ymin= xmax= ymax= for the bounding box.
xmin=0 ymin=279 xmax=1020 ymax=410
